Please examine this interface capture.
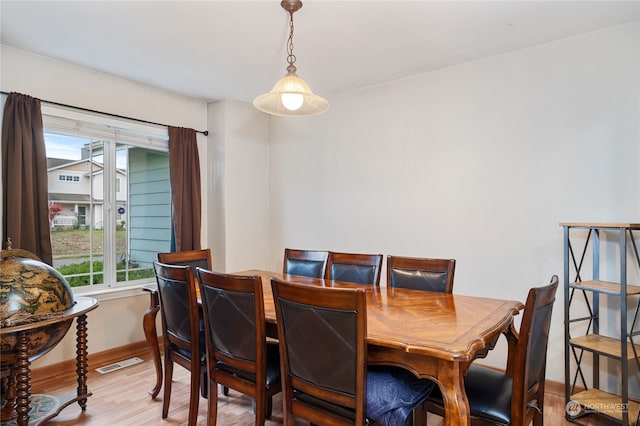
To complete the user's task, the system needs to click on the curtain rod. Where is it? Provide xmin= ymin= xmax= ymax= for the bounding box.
xmin=0 ymin=90 xmax=209 ymax=136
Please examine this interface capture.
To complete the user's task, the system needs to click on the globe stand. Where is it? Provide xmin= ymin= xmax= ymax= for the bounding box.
xmin=0 ymin=298 xmax=98 ymax=426
xmin=1 ymin=366 xmax=17 ymax=420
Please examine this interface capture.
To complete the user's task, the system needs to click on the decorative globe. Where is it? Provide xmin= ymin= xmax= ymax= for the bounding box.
xmin=0 ymin=247 xmax=75 ymax=365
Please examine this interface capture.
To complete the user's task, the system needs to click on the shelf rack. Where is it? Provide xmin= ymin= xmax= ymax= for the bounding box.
xmin=562 ymin=222 xmax=640 ymax=425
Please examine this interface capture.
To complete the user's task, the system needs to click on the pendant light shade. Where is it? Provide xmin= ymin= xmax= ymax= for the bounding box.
xmin=254 ymin=67 xmax=329 ymax=117
xmin=253 ymin=0 xmax=329 ymax=117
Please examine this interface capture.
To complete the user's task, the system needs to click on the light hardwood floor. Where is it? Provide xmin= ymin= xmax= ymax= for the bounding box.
xmin=18 ymin=342 xmax=618 ymax=426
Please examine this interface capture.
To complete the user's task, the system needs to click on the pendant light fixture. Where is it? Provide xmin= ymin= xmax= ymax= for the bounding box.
xmin=253 ymin=0 xmax=329 ymax=117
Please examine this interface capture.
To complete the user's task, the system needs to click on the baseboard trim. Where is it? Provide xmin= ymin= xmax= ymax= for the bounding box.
xmin=31 ymin=340 xmax=152 ymax=376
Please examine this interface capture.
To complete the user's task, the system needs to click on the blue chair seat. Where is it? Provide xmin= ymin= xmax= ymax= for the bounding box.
xmin=293 ymin=366 xmax=434 ymax=426
xmin=366 ymin=366 xmax=435 ymax=426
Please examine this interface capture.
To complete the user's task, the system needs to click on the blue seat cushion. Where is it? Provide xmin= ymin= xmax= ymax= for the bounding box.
xmin=292 ymin=366 xmax=433 ymax=425
xmin=366 ymin=366 xmax=435 ymax=426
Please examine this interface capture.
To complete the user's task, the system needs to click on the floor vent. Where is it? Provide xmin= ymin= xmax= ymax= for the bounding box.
xmin=95 ymin=357 xmax=143 ymax=374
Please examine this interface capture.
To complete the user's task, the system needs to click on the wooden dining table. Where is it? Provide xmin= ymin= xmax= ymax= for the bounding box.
xmin=142 ymin=270 xmax=523 ymax=426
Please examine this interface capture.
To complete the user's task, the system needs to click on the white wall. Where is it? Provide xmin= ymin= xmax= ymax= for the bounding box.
xmin=0 ymin=45 xmax=209 ymax=366
xmin=268 ymin=22 xmax=640 ymax=394
xmin=206 ymin=99 xmax=271 ymax=273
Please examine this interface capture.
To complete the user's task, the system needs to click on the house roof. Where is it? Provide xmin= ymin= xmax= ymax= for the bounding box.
xmin=47 ymin=158 xmax=70 ymax=169
xmin=48 ymin=193 xmax=91 ymax=203
xmin=47 ymin=158 xmax=103 ymax=173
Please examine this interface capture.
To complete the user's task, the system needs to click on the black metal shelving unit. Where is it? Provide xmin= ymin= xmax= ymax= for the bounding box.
xmin=562 ymin=222 xmax=640 ymax=425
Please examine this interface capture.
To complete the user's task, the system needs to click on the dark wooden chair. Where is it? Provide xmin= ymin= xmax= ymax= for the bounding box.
xmin=283 ymin=248 xmax=329 ymax=278
xmin=152 ymin=261 xmax=205 ymax=426
xmin=387 ymin=256 xmax=456 ymax=425
xmin=423 ymin=276 xmax=559 ymax=425
xmin=326 ymin=251 xmax=383 ymax=286
xmin=157 ymin=248 xmax=212 ymax=272
xmin=271 ymin=277 xmax=434 ymax=426
xmin=387 ymin=255 xmax=456 ymax=293
xmin=157 ymin=248 xmax=219 ymax=396
xmin=196 ymin=269 xmax=281 ymax=426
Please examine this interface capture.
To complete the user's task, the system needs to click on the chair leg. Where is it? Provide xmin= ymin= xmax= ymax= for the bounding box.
xmin=222 ymin=385 xmax=229 ymax=395
xmin=412 ymin=403 xmax=427 ymax=426
xmin=201 ymin=370 xmax=208 ymax=398
xmin=188 ymin=365 xmax=201 ymax=426
xmin=255 ymin=395 xmax=266 ymax=426
xmin=533 ymin=407 xmax=544 ymax=426
xmin=162 ymin=358 xmax=173 ymax=419
xmin=266 ymin=395 xmax=273 ymax=419
xmin=207 ymin=379 xmax=219 ymax=426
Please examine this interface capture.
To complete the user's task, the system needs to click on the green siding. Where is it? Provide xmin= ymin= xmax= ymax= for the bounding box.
xmin=130 ymin=205 xmax=172 ymax=218
xmin=129 ymin=192 xmax=170 ymax=205
xmin=129 ymin=227 xmax=171 ymax=239
xmin=128 ymin=148 xmax=171 ymax=266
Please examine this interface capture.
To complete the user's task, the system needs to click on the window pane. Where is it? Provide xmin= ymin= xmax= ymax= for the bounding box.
xmin=45 ymin=128 xmax=170 ymax=290
xmin=46 ymin=133 xmax=105 ymax=287
xmin=117 ymin=146 xmax=171 ymax=282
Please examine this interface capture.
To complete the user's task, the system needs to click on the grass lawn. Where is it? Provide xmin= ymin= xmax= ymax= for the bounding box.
xmin=51 ymin=229 xmax=155 ymax=286
xmin=51 ymin=229 xmax=127 ymax=258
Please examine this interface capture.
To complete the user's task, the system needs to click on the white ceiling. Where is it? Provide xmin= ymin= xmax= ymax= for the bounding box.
xmin=1 ymin=1 xmax=638 ymax=103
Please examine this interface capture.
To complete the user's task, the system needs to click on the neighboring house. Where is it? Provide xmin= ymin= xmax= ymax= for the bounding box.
xmin=47 ymin=157 xmax=127 ymax=229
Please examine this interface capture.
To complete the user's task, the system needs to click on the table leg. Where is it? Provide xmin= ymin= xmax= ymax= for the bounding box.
xmin=76 ymin=314 xmax=89 ymax=409
xmin=438 ymin=362 xmax=470 ymax=426
xmin=15 ymin=331 xmax=31 ymax=426
xmin=143 ymin=290 xmax=162 ymax=398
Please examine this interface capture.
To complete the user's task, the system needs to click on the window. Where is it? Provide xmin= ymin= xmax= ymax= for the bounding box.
xmin=43 ymin=108 xmax=172 ymax=292
xmin=58 ymin=174 xmax=80 ymax=182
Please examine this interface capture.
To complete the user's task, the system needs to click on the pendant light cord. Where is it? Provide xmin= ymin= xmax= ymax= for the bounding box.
xmin=286 ymin=10 xmax=297 ymax=71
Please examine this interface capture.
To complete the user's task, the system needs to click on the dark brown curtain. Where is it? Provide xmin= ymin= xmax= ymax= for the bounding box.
xmin=1 ymin=93 xmax=53 ymax=264
xmin=168 ymin=126 xmax=202 ymax=251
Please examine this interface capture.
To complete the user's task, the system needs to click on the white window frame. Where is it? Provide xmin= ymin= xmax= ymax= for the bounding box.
xmin=42 ymin=105 xmax=170 ymax=293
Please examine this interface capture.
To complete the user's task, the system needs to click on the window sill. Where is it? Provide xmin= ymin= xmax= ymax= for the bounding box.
xmin=73 ymin=283 xmax=150 ymax=302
